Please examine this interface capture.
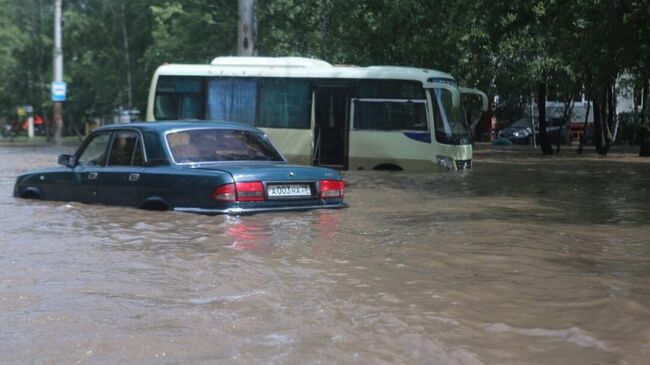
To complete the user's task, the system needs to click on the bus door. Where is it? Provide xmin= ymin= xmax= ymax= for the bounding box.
xmin=313 ymin=86 xmax=351 ymax=169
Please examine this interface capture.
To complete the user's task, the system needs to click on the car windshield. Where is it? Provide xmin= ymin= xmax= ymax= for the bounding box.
xmin=166 ymin=128 xmax=284 ymax=163
xmin=430 ymin=88 xmax=471 ymax=145
xmin=511 ymin=115 xmax=567 ymax=129
xmin=510 ymin=118 xmax=536 ymax=128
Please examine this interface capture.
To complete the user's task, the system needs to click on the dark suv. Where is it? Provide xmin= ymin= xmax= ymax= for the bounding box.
xmin=498 ymin=117 xmax=572 ymax=145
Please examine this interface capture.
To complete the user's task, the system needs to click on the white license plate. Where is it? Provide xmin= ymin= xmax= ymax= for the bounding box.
xmin=267 ymin=184 xmax=311 ymax=197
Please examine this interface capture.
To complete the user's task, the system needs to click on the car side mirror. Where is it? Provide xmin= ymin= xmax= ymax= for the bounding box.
xmin=58 ymin=154 xmax=76 ymax=167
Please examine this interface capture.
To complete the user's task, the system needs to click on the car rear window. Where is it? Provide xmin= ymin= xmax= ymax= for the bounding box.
xmin=166 ymin=128 xmax=284 ymax=163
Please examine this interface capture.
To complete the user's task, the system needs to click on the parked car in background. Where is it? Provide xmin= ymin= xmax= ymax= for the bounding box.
xmin=497 ymin=118 xmax=535 ymax=144
xmin=497 ymin=117 xmax=572 ymax=145
xmin=14 ymin=121 xmax=347 ymax=215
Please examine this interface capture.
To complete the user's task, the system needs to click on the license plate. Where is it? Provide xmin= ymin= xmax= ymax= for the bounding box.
xmin=267 ymin=184 xmax=311 ymax=198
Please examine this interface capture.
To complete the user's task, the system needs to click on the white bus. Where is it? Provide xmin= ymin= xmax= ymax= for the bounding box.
xmin=145 ymin=57 xmax=487 ymax=171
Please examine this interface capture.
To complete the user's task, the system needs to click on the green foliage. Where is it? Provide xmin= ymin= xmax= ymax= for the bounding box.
xmin=0 ymin=0 xmax=648 ymax=131
xmin=0 ymin=0 xmax=52 ymax=116
xmin=144 ymin=0 xmax=237 ymax=65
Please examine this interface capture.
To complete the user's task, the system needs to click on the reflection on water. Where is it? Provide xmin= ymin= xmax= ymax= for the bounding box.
xmin=226 ymin=210 xmax=341 ymax=252
xmin=1 ymin=145 xmax=650 ymax=364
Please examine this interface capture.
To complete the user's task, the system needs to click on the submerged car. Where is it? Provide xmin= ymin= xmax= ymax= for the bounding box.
xmin=14 ymin=121 xmax=347 ymax=214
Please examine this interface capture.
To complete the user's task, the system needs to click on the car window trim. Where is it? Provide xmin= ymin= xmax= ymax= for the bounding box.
xmin=106 ymin=130 xmax=147 ymax=167
xmin=105 ymin=128 xmax=149 ymax=167
xmin=75 ymin=131 xmax=112 ymax=167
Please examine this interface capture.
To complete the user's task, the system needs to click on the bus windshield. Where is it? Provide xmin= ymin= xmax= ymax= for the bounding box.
xmin=430 ymin=88 xmax=472 ymax=145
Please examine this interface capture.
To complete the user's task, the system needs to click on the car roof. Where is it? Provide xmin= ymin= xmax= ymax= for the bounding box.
xmin=94 ymin=120 xmax=263 ymax=134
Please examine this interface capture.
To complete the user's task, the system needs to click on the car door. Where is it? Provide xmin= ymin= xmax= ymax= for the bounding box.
xmin=69 ymin=132 xmax=112 ymax=203
xmin=95 ymin=130 xmax=145 ymax=207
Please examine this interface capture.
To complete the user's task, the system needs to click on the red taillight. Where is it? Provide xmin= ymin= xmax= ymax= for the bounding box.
xmin=319 ymin=179 xmax=344 ymax=199
xmin=211 ymin=183 xmax=236 ymax=202
xmin=235 ymin=181 xmax=264 ymax=201
xmin=211 ymin=181 xmax=264 ymax=202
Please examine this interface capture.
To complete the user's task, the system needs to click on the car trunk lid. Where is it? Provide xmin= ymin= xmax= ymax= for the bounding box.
xmin=190 ymin=162 xmax=341 ymax=183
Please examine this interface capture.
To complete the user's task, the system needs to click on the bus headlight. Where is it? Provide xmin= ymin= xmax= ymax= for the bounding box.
xmin=436 ymin=155 xmax=454 ymax=170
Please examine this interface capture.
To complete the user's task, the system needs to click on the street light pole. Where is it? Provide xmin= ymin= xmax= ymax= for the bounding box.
xmin=53 ymin=0 xmax=64 ymax=144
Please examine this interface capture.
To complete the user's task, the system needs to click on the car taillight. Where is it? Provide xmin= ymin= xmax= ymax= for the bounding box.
xmin=320 ymin=179 xmax=344 ymax=199
xmin=211 ymin=183 xmax=236 ymax=202
xmin=235 ymin=181 xmax=264 ymax=201
xmin=211 ymin=181 xmax=264 ymax=202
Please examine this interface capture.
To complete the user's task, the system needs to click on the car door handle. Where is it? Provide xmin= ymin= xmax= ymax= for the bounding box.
xmin=128 ymin=173 xmax=140 ymax=182
xmin=88 ymin=172 xmax=98 ymax=180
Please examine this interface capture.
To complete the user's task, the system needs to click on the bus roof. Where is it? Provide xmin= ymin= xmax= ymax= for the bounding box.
xmin=154 ymin=56 xmax=455 ymax=84
xmin=211 ymin=56 xmax=334 ymax=68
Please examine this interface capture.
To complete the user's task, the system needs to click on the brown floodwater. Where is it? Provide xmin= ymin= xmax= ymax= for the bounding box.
xmin=1 ymin=144 xmax=650 ymax=364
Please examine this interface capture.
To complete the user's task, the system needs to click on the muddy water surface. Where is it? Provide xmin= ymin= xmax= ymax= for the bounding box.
xmin=1 ymin=145 xmax=650 ymax=364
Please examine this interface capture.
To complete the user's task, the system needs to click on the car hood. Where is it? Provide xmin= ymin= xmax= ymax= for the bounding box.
xmin=188 ymin=162 xmax=342 ymax=182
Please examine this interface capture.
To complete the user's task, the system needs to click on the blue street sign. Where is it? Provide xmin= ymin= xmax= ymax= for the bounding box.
xmin=51 ymin=81 xmax=67 ymax=102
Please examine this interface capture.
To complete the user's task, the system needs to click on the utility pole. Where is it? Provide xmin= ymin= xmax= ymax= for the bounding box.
xmin=237 ymin=0 xmax=256 ymax=56
xmin=53 ymin=0 xmax=64 ymax=144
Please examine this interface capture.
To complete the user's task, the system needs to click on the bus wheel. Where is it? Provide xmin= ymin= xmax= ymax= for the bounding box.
xmin=372 ymin=164 xmax=403 ymax=171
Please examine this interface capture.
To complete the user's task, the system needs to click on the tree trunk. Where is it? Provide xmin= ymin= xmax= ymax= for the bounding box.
xmin=641 ymin=77 xmax=650 ymax=128
xmin=634 ymin=82 xmax=640 ymax=123
xmin=319 ymin=1 xmax=330 ymax=58
xmin=556 ymin=96 xmax=574 ymax=154
xmin=237 ymin=0 xmax=256 ymax=56
xmin=44 ymin=112 xmax=52 ymax=143
xmin=640 ymin=78 xmax=650 ymax=156
xmin=594 ymin=86 xmax=611 ymax=156
xmin=577 ymin=100 xmax=590 ymax=154
xmin=537 ymin=81 xmax=553 ymax=154
xmin=608 ymin=81 xmax=618 ymax=143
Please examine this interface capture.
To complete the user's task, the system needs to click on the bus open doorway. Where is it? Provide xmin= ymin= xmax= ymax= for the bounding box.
xmin=312 ymin=86 xmax=350 ymax=169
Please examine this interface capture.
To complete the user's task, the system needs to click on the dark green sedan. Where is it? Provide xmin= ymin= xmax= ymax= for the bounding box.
xmin=14 ymin=121 xmax=347 ymax=214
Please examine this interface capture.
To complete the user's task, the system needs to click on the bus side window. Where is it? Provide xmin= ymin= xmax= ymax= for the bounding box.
xmin=154 ymin=76 xmax=203 ymax=120
xmin=154 ymin=94 xmax=179 ymax=120
xmin=207 ymin=78 xmax=257 ymax=125
xmin=258 ymin=79 xmax=311 ymax=129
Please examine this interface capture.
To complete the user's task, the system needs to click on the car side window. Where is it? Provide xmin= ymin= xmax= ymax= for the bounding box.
xmin=108 ymin=132 xmax=142 ymax=166
xmin=77 ymin=133 xmax=111 ymax=166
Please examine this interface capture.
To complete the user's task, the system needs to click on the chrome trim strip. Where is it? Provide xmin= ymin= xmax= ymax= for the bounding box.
xmin=174 ymin=202 xmax=348 ymax=215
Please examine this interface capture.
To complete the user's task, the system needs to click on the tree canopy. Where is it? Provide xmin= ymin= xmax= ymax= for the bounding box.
xmin=0 ymin=0 xmax=648 ymax=149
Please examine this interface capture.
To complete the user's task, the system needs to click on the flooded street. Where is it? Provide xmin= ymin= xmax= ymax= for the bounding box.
xmin=1 ymin=144 xmax=650 ymax=365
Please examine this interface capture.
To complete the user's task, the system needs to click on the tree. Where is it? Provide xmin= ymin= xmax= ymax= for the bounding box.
xmin=0 ymin=0 xmax=52 ymax=120
xmin=1 ymin=0 xmax=648 ymax=150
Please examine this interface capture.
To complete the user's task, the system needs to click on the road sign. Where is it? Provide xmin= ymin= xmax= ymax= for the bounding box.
xmin=51 ymin=81 xmax=67 ymax=101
